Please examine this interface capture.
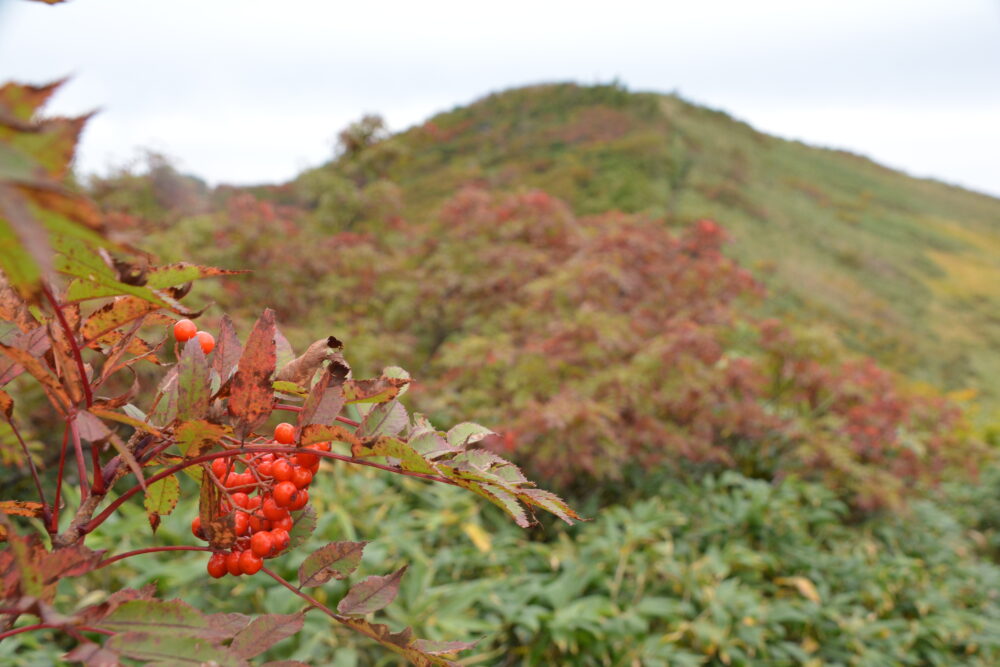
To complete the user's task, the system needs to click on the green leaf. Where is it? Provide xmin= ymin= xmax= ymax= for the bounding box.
xmin=337 ymin=566 xmax=407 ymax=617
xmin=381 ymin=365 xmax=411 ymax=396
xmin=174 ymin=420 xmax=228 ymax=457
xmin=143 ymin=262 xmax=246 ymax=289
xmin=365 ymin=436 xmax=438 ymax=475
xmin=100 ymin=600 xmax=229 ymax=640
xmin=446 ymin=422 xmax=494 ymax=448
xmin=342 ymin=375 xmax=410 ymax=404
xmin=143 ymin=474 xmax=180 ymax=523
xmin=298 ymin=541 xmax=367 ymax=587
xmin=272 ymin=380 xmax=308 ymax=399
xmin=287 ymin=505 xmax=317 ymax=550
xmin=106 ymin=631 xmax=246 ymax=666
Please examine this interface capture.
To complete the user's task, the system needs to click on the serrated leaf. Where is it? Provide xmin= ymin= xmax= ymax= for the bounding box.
xmin=106 ymin=631 xmax=246 ymax=666
xmin=520 ymin=488 xmax=583 ymax=526
xmin=342 ymin=376 xmax=409 ymax=404
xmin=365 ymin=436 xmax=437 ymax=475
xmin=272 ymin=380 xmax=308 ymax=398
xmin=358 ymin=401 xmax=408 ymax=438
xmin=298 ymin=541 xmax=366 ymax=587
xmin=300 ymin=423 xmax=361 ymax=449
xmin=446 ymin=422 xmax=494 ymax=448
xmin=337 ymin=566 xmax=407 ymax=616
xmin=333 ymin=616 xmax=467 ymax=666
xmin=381 ymin=365 xmax=410 ymax=396
xmin=143 ymin=262 xmax=246 ymax=289
xmin=298 ymin=365 xmax=347 ymax=428
xmin=287 ymin=505 xmax=317 ymax=550
xmin=412 ymin=639 xmax=479 ymax=656
xmin=447 ymin=476 xmax=530 ymax=528
xmin=175 ymin=419 xmax=228 ymax=457
xmin=99 ymin=599 xmax=227 ymax=639
xmin=176 ymin=338 xmax=210 ymax=421
xmin=212 ymin=314 xmax=242 ymax=381
xmin=143 ymin=474 xmax=180 ymax=526
xmin=228 ymin=309 xmax=275 ymax=438
xmin=81 ymin=296 xmax=159 ymax=345
xmin=230 ymin=613 xmax=304 ymax=659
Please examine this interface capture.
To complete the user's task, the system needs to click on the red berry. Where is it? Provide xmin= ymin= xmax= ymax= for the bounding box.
xmin=310 ymin=441 xmax=331 ymax=452
xmin=234 ymin=511 xmax=249 ymax=536
xmin=239 ymin=549 xmax=263 ymax=575
xmin=195 ymin=331 xmax=215 ymax=355
xmin=271 ymin=528 xmax=290 ymax=553
xmin=249 ymin=514 xmax=271 ymax=533
xmin=272 ymin=459 xmax=294 ymax=482
xmin=191 ymin=516 xmax=205 ymax=540
xmin=250 ymin=531 xmax=274 ymax=557
xmin=288 ymin=488 xmax=309 ymax=511
xmin=293 ymin=452 xmax=318 ymax=468
xmin=247 ymin=495 xmax=262 ymax=510
xmin=262 ymin=497 xmax=289 ymax=522
xmin=229 ymin=492 xmax=250 ymax=508
xmin=211 ymin=458 xmax=228 ymax=479
xmin=274 ymin=422 xmax=295 ymax=445
xmin=207 ymin=552 xmax=227 ymax=578
xmin=256 ymin=459 xmax=274 ymax=477
xmin=291 ymin=467 xmax=313 ymax=489
xmin=226 ymin=551 xmax=243 ymax=576
xmin=174 ymin=319 xmax=197 ymax=343
xmin=271 ymin=515 xmax=293 ymax=532
xmin=273 ymin=481 xmax=298 ymax=508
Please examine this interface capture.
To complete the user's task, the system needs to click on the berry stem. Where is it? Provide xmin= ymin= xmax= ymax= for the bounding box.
xmin=42 ymin=285 xmax=93 ymax=408
xmin=51 ymin=423 xmax=70 ymax=533
xmin=7 ymin=414 xmax=49 ymax=522
xmin=96 ymin=545 xmax=214 ymax=569
xmin=82 ymin=445 xmax=460 ymax=536
xmin=69 ymin=412 xmax=91 ymax=501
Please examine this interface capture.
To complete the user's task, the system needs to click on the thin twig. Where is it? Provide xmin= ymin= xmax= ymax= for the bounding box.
xmin=51 ymin=424 xmax=70 ymax=533
xmin=7 ymin=416 xmax=48 ymax=518
xmin=42 ymin=285 xmax=92 ymax=407
xmin=69 ymin=413 xmax=90 ymax=501
xmin=96 ymin=545 xmax=213 ymax=569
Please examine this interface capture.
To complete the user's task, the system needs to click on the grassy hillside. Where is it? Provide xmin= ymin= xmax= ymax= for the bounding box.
xmin=340 ymin=83 xmax=1000 ymax=407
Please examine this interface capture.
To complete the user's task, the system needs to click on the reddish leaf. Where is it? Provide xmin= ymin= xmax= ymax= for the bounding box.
xmin=0 ymin=341 xmax=70 ymax=414
xmin=412 ymin=639 xmax=480 ymax=655
xmin=37 ymin=542 xmax=105 ymax=584
xmin=228 ymin=309 xmax=276 ymax=438
xmin=0 ymin=388 xmax=12 ymax=419
xmin=298 ymin=541 xmax=367 ymax=587
xmin=337 ymin=566 xmax=407 ymax=617
xmin=76 ymin=585 xmax=157 ymax=624
xmin=212 ymin=314 xmax=242 ymax=381
xmin=342 ymin=375 xmax=410 ymax=404
xmin=105 ymin=631 xmax=246 ymax=666
xmin=334 ymin=616 xmax=467 ymax=666
xmin=176 ymin=338 xmax=210 ymax=421
xmin=298 ymin=364 xmax=349 ymax=428
xmin=230 ymin=613 xmax=304 ymax=659
xmin=62 ymin=641 xmax=120 ymax=665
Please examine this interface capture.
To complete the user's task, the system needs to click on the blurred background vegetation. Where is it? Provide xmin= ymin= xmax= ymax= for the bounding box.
xmin=4 ymin=82 xmax=1000 ymax=664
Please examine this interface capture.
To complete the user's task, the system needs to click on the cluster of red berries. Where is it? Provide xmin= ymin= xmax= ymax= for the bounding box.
xmin=174 ymin=318 xmax=215 ymax=355
xmin=194 ymin=422 xmax=331 ymax=578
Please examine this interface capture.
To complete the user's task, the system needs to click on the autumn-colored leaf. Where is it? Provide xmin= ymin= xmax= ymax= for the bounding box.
xmin=275 ymin=336 xmax=346 ymax=386
xmin=0 ymin=79 xmax=64 ymax=122
xmin=176 ymin=338 xmax=210 ymax=421
xmin=200 ymin=471 xmax=235 ymax=550
xmin=342 ymin=375 xmax=410 ymax=404
xmin=175 ymin=420 xmax=228 ymax=457
xmin=333 ymin=616 xmax=468 ymax=667
xmin=300 ymin=423 xmax=361 ymax=450
xmin=0 ymin=341 xmax=70 ymax=413
xmin=230 ymin=613 xmax=304 ymax=659
xmin=144 ymin=474 xmax=180 ymax=530
xmin=212 ymin=314 xmax=242 ymax=381
xmin=105 ymin=631 xmax=246 ymax=666
xmin=363 ymin=436 xmax=438 ymax=475
xmin=298 ymin=365 xmax=348 ymax=428
xmin=143 ymin=262 xmax=247 ymax=289
xmin=337 ymin=566 xmax=407 ymax=617
xmin=0 ymin=388 xmax=12 ymax=419
xmin=81 ymin=296 xmax=160 ymax=345
xmin=287 ymin=505 xmax=317 ymax=550
xmin=357 ymin=401 xmax=408 ymax=438
xmin=228 ymin=309 xmax=276 ymax=439
xmin=0 ymin=500 xmax=45 ymax=518
xmin=298 ymin=541 xmax=367 ymax=587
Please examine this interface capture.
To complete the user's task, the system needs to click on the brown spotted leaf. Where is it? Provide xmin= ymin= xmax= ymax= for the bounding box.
xmin=82 ymin=296 xmax=160 ymax=345
xmin=230 ymin=613 xmax=304 ymax=659
xmin=176 ymin=338 xmax=210 ymax=421
xmin=228 ymin=309 xmax=275 ymax=438
xmin=298 ymin=541 xmax=366 ymax=587
xmin=333 ymin=616 xmax=467 ymax=666
xmin=337 ymin=566 xmax=407 ymax=617
xmin=0 ymin=500 xmax=45 ymax=518
xmin=175 ymin=420 xmax=228 ymax=458
xmin=276 ymin=336 xmax=346 ymax=386
xmin=300 ymin=423 xmax=362 ymax=449
xmin=298 ymin=365 xmax=348 ymax=428
xmin=342 ymin=375 xmax=410 ymax=404
xmin=212 ymin=314 xmax=242 ymax=381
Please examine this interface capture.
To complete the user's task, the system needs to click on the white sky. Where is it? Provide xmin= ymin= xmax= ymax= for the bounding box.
xmin=1 ymin=0 xmax=998 ymax=198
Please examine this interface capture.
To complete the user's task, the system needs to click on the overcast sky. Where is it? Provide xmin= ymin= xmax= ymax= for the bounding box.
xmin=1 ymin=0 xmax=998 ymax=198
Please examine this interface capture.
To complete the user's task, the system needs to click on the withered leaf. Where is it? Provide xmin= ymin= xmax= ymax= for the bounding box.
xmin=228 ymin=309 xmax=275 ymax=439
xmin=275 ymin=336 xmax=346 ymax=386
xmin=337 ymin=566 xmax=407 ymax=616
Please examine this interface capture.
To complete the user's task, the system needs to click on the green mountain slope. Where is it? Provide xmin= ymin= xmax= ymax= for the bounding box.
xmin=355 ymin=83 xmax=1000 ymax=406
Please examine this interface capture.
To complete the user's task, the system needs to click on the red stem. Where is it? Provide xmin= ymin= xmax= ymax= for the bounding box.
xmin=42 ymin=285 xmax=93 ymax=408
xmin=7 ymin=416 xmax=49 ymax=518
xmin=97 ymin=545 xmax=213 ymax=569
xmin=261 ymin=565 xmax=339 ymax=620
xmin=69 ymin=412 xmax=91 ymax=501
xmin=51 ymin=424 xmax=70 ymax=533
xmin=336 ymin=415 xmax=360 ymax=428
xmin=90 ymin=438 xmax=105 ymax=495
xmin=83 ymin=445 xmax=459 ymax=535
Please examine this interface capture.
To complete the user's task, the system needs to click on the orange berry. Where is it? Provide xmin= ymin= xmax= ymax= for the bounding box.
xmin=273 ymin=481 xmax=298 ymax=508
xmin=274 ymin=422 xmax=295 ymax=445
xmin=288 ymin=488 xmax=309 ymax=511
xmin=173 ymin=319 xmax=197 ymax=343
xmin=293 ymin=452 xmax=318 ymax=468
xmin=262 ymin=497 xmax=289 ymax=522
xmin=234 ymin=511 xmax=249 ymax=536
xmin=271 ymin=515 xmax=293 ymax=532
xmin=195 ymin=331 xmax=215 ymax=354
xmin=291 ymin=467 xmax=313 ymax=489
xmin=226 ymin=551 xmax=243 ymax=576
xmin=239 ymin=549 xmax=263 ymax=575
xmin=191 ymin=516 xmax=205 ymax=540
xmin=211 ymin=458 xmax=228 ymax=479
xmin=229 ymin=492 xmax=250 ymax=508
xmin=272 ymin=459 xmax=293 ymax=482
xmin=250 ymin=531 xmax=274 ymax=557
xmin=207 ymin=552 xmax=227 ymax=578
xmin=271 ymin=528 xmax=290 ymax=553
